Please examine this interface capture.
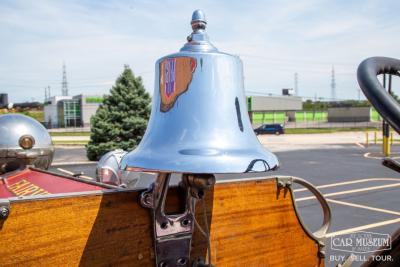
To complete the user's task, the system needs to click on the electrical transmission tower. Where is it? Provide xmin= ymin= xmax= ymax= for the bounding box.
xmin=294 ymin=72 xmax=298 ymax=96
xmin=61 ymin=62 xmax=69 ymax=96
xmin=331 ymin=66 xmax=336 ymax=100
xmin=44 ymin=86 xmax=51 ymax=101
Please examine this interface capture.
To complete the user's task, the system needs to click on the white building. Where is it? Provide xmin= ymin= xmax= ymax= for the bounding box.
xmin=44 ymin=95 xmax=102 ymax=128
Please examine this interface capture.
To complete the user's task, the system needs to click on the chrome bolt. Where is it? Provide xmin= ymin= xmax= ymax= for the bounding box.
xmin=181 ymin=218 xmax=191 ymax=227
xmin=0 ymin=206 xmax=9 ymax=219
xmin=177 ymin=257 xmax=187 ymax=265
xmin=160 ymin=221 xmax=168 ymax=229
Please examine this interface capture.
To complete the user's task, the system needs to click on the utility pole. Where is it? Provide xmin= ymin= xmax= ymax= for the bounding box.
xmin=331 ymin=66 xmax=336 ymax=101
xmin=294 ymin=72 xmax=298 ymax=96
xmin=61 ymin=62 xmax=69 ymax=96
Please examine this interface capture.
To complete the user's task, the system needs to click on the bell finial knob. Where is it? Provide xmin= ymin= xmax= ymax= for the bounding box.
xmin=191 ymin=9 xmax=206 ymax=31
xmin=181 ymin=10 xmax=217 ymax=52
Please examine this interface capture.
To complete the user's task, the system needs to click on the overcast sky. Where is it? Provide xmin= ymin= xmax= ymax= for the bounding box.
xmin=1 ymin=0 xmax=400 ymax=103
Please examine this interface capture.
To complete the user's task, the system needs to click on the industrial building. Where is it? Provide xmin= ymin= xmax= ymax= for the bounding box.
xmin=327 ymin=107 xmax=372 ymax=122
xmin=247 ymin=95 xmax=303 ymax=123
xmin=44 ymin=95 xmax=102 ymax=128
xmin=247 ymin=95 xmax=302 ymax=112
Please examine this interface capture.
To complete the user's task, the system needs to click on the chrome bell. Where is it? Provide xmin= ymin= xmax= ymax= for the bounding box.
xmin=121 ymin=10 xmax=279 ymax=173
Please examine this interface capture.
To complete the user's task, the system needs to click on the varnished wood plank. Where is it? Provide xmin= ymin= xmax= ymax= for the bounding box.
xmin=0 ymin=177 xmax=323 ymax=267
xmin=191 ymin=179 xmax=323 ymax=267
xmin=0 ymin=191 xmax=154 ymax=267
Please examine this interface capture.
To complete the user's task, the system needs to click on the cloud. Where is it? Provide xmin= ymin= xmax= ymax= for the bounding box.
xmin=0 ymin=0 xmax=400 ymax=102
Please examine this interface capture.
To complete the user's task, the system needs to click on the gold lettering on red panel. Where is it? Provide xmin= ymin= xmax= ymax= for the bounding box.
xmin=8 ymin=179 xmax=49 ymax=196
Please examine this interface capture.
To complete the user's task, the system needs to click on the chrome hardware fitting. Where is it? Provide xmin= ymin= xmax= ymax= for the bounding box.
xmin=276 ymin=176 xmax=332 ymax=256
xmin=140 ymin=173 xmax=215 ymax=267
xmin=0 ymin=199 xmax=10 ymax=220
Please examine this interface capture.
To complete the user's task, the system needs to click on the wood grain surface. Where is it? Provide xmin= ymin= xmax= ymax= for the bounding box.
xmin=0 ymin=191 xmax=154 ymax=267
xmin=191 ymin=179 xmax=323 ymax=267
xmin=0 ymin=178 xmax=323 ymax=267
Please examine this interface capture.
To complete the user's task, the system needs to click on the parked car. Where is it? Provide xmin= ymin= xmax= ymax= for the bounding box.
xmin=254 ymin=124 xmax=284 ymax=135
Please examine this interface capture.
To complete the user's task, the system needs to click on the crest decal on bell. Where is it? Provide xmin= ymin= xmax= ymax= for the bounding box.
xmin=121 ymin=10 xmax=279 ymax=173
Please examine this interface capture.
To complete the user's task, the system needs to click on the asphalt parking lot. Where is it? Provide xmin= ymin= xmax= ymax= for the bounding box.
xmin=50 ymin=134 xmax=400 ymax=267
xmin=277 ymin=145 xmax=400 ymax=266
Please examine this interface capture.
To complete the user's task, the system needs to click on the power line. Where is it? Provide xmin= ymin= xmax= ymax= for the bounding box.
xmin=239 ymin=54 xmax=356 ymax=67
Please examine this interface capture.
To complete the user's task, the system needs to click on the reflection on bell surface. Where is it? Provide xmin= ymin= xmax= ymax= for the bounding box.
xmin=121 ymin=10 xmax=279 ymax=173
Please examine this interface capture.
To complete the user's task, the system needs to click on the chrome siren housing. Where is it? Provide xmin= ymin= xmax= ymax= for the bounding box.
xmin=0 ymin=114 xmax=54 ymax=173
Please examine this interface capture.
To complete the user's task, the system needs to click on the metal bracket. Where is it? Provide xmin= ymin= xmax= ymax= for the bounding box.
xmin=276 ymin=176 xmax=332 ymax=257
xmin=140 ymin=173 xmax=215 ymax=267
xmin=0 ymin=199 xmax=10 ymax=220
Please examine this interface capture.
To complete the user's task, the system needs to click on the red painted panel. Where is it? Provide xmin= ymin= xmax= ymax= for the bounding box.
xmin=0 ymin=169 xmax=104 ymax=198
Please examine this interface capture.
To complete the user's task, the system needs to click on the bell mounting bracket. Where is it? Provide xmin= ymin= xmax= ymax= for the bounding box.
xmin=140 ymin=173 xmax=215 ymax=267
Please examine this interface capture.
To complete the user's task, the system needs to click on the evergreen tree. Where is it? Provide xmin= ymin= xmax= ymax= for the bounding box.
xmin=86 ymin=65 xmax=151 ymax=160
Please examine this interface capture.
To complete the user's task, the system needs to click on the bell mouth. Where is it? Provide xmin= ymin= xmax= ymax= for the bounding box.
xmin=121 ymin=149 xmax=279 ymax=174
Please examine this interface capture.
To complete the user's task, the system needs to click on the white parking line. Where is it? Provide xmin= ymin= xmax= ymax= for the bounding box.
xmin=364 ymin=152 xmax=400 ymax=160
xmin=326 ymin=198 xmax=400 ymax=216
xmin=57 ymin=167 xmax=74 ymax=175
xmin=326 ymin=218 xmax=400 ymax=237
xmin=57 ymin=168 xmax=94 ymax=180
xmin=355 ymin=142 xmax=365 ymax=148
xmin=294 ymin=178 xmax=400 ymax=192
xmin=296 ymin=182 xmax=400 ymax=201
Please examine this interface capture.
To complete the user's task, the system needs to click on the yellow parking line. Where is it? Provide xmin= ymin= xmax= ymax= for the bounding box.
xmin=294 ymin=178 xmax=400 ymax=192
xmin=326 ymin=198 xmax=400 ymax=216
xmin=326 ymin=218 xmax=400 ymax=237
xmin=296 ymin=183 xmax=400 ymax=201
